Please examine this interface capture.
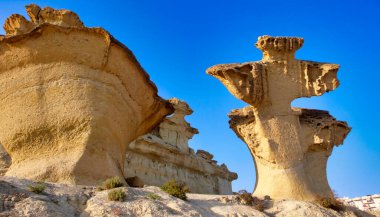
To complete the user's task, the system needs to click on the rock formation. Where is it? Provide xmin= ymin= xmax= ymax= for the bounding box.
xmin=207 ymin=36 xmax=351 ymax=201
xmin=0 ymin=5 xmax=173 ymax=185
xmin=125 ymin=98 xmax=237 ymax=194
xmin=0 ymin=144 xmax=11 ymax=176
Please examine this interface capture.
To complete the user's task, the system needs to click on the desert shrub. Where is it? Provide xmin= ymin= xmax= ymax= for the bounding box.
xmin=161 ymin=180 xmax=189 ymax=201
xmin=100 ymin=176 xmax=124 ymax=190
xmin=146 ymin=193 xmax=161 ymax=200
xmin=108 ymin=189 xmax=125 ymax=202
xmin=237 ymin=190 xmax=254 ymax=205
xmin=28 ymin=183 xmax=45 ymax=194
xmin=236 ymin=190 xmax=265 ymax=211
xmin=317 ymin=197 xmax=345 ymax=212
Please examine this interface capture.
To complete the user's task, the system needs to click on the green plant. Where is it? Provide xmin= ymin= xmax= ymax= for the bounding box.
xmin=108 ymin=189 xmax=125 ymax=202
xmin=161 ymin=180 xmax=189 ymax=201
xmin=316 ymin=197 xmax=345 ymax=212
xmin=146 ymin=193 xmax=161 ymax=200
xmin=102 ymin=176 xmax=124 ymax=190
xmin=28 ymin=183 xmax=45 ymax=194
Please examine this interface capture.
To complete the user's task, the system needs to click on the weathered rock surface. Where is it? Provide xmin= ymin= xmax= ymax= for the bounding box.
xmin=125 ymin=98 xmax=237 ymax=194
xmin=0 ymin=177 xmax=375 ymax=217
xmin=0 ymin=5 xmax=172 ymax=185
xmin=0 ymin=144 xmax=11 ymax=175
xmin=0 ymin=176 xmax=94 ymax=216
xmin=207 ymin=35 xmax=351 ymax=201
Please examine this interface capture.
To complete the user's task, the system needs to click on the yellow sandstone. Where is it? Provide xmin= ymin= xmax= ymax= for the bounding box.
xmin=0 ymin=5 xmax=172 ymax=185
xmin=207 ymin=36 xmax=351 ymax=201
xmin=125 ymin=98 xmax=237 ymax=194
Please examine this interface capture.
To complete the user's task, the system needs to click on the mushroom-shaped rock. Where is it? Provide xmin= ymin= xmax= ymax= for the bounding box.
xmin=157 ymin=98 xmax=199 ymax=153
xmin=0 ymin=5 xmax=173 ymax=185
xmin=207 ymin=36 xmax=350 ymax=201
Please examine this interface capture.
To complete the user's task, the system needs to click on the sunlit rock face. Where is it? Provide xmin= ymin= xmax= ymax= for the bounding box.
xmin=0 ymin=5 xmax=173 ymax=185
xmin=125 ymin=98 xmax=237 ymax=194
xmin=207 ymin=36 xmax=351 ymax=201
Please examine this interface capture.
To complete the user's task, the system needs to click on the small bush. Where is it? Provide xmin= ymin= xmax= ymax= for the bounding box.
xmin=237 ymin=190 xmax=254 ymax=205
xmin=236 ymin=190 xmax=265 ymax=211
xmin=317 ymin=197 xmax=345 ymax=212
xmin=28 ymin=183 xmax=45 ymax=194
xmin=161 ymin=180 xmax=189 ymax=201
xmin=101 ymin=176 xmax=124 ymax=190
xmin=108 ymin=189 xmax=125 ymax=202
xmin=146 ymin=193 xmax=161 ymax=200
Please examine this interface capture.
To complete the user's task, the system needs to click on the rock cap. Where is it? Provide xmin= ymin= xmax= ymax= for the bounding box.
xmin=169 ymin=98 xmax=193 ymax=116
xmin=255 ymin=35 xmax=304 ymax=61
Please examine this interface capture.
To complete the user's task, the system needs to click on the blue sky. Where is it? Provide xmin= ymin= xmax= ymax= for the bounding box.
xmin=0 ymin=0 xmax=379 ymax=197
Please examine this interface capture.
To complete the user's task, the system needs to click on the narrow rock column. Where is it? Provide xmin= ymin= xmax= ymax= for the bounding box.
xmin=207 ymin=36 xmax=351 ymax=201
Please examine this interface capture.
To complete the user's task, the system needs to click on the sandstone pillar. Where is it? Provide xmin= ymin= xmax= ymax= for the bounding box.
xmin=0 ymin=5 xmax=173 ymax=185
xmin=207 ymin=36 xmax=351 ymax=201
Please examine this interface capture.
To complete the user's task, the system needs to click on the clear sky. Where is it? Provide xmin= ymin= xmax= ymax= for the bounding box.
xmin=0 ymin=0 xmax=379 ymax=198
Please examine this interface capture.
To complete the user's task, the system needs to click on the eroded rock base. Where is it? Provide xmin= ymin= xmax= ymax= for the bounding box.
xmin=0 ymin=177 xmax=374 ymax=217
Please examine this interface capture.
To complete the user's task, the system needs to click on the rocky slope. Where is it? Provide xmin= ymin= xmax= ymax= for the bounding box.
xmin=0 ymin=177 xmax=377 ymax=217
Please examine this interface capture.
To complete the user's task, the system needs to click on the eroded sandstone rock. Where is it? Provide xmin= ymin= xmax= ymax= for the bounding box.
xmin=125 ymin=98 xmax=237 ymax=194
xmin=207 ymin=35 xmax=351 ymax=201
xmin=196 ymin=150 xmax=214 ymax=161
xmin=0 ymin=144 xmax=11 ymax=176
xmin=157 ymin=98 xmax=199 ymax=153
xmin=0 ymin=5 xmax=172 ymax=185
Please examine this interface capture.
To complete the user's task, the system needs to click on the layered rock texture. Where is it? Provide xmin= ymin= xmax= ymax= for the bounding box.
xmin=207 ymin=36 xmax=351 ymax=201
xmin=125 ymin=98 xmax=237 ymax=194
xmin=0 ymin=5 xmax=172 ymax=185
